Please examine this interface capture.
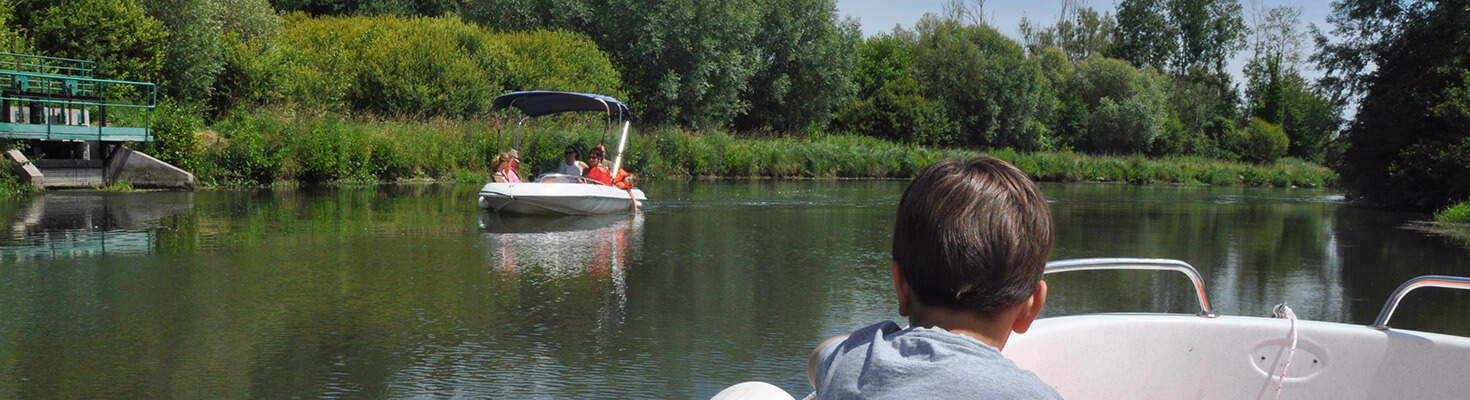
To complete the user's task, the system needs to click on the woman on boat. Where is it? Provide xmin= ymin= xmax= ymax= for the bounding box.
xmin=492 ymin=151 xmax=522 ymax=183
xmin=585 ymin=145 xmax=613 ymax=185
xmin=557 ymin=145 xmax=588 ymax=176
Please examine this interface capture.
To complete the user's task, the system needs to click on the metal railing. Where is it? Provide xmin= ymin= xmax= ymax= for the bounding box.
xmin=1370 ymin=275 xmax=1470 ymax=330
xmin=0 ymin=67 xmax=156 ymax=142
xmin=0 ymin=52 xmax=97 ymax=78
xmin=1045 ymin=258 xmax=1216 ymax=317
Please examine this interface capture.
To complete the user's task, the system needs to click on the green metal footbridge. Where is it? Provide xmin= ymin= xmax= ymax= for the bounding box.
xmin=0 ymin=52 xmax=191 ymax=189
xmin=0 ymin=52 xmax=156 ymax=142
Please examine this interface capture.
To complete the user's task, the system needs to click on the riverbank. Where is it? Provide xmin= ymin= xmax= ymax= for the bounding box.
xmin=1426 ymin=201 xmax=1470 ymax=243
xmin=2 ymin=110 xmax=1337 ymax=191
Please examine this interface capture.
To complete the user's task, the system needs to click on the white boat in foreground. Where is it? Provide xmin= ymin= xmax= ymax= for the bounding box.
xmin=1005 ymin=258 xmax=1470 ymax=400
xmin=479 ymin=91 xmax=646 ymax=215
xmin=712 ymin=259 xmax=1470 ymax=400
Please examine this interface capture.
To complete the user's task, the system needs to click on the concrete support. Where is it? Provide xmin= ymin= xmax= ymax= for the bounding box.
xmin=105 ymin=147 xmax=194 ymax=190
xmin=3 ymin=149 xmax=43 ymax=187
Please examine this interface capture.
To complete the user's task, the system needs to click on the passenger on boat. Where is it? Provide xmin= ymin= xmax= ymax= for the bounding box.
xmin=613 ymin=170 xmax=636 ymax=190
xmin=557 ymin=145 xmax=588 ymax=176
xmin=584 ymin=145 xmax=613 ymax=185
xmin=805 ymin=157 xmax=1059 ymax=399
xmin=616 ymin=171 xmax=639 ymax=211
xmin=491 ymin=151 xmax=522 ymax=183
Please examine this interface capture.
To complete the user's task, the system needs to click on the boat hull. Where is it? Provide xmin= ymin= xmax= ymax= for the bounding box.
xmin=478 ymin=182 xmax=646 ymax=215
xmin=1004 ymin=314 xmax=1470 ymax=399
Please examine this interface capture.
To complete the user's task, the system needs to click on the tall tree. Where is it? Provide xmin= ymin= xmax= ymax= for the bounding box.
xmin=942 ymin=0 xmax=989 ymax=28
xmin=1319 ymin=0 xmax=1470 ymax=208
xmin=1110 ymin=0 xmax=1175 ymax=70
xmin=834 ymin=30 xmax=957 ymax=145
xmin=1167 ymin=0 xmax=1245 ymax=75
xmin=735 ymin=0 xmax=861 ymax=133
xmin=1072 ymin=56 xmax=1171 ymax=154
xmin=1111 ymin=0 xmax=1245 ymax=74
xmin=1244 ymin=5 xmax=1340 ymax=162
xmin=914 ymin=15 xmax=1053 ymax=150
xmin=1018 ymin=0 xmax=1115 ymax=62
xmin=0 ymin=0 xmax=29 ymax=53
xmin=21 ymin=0 xmax=168 ymax=86
xmin=465 ymin=0 xmax=765 ymax=128
xmin=143 ymin=0 xmax=224 ymax=104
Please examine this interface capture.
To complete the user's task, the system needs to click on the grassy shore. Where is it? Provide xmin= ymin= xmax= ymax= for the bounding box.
xmin=3 ymin=110 xmax=1338 ymax=190
xmin=1436 ymin=201 xmax=1470 ymax=224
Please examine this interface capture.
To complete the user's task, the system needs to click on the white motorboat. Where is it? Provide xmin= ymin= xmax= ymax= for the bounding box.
xmin=1005 ymin=258 xmax=1470 ymax=400
xmin=711 ymin=258 xmax=1470 ymax=400
xmin=478 ymin=91 xmax=646 ymax=215
xmin=478 ymin=174 xmax=646 ymax=215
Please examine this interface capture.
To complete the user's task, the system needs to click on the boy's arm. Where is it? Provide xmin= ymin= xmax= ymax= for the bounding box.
xmin=807 ymin=335 xmax=848 ymax=389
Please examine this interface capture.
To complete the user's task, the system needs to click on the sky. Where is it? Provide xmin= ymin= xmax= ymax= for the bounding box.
xmin=834 ymin=0 xmax=1340 ymax=81
xmin=834 ymin=0 xmax=1336 ymax=40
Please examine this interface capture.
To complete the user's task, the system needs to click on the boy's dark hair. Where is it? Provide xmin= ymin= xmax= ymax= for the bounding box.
xmin=892 ymin=157 xmax=1054 ymax=313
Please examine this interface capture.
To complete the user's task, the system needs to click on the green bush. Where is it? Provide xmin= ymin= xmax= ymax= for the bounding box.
xmin=0 ymin=156 xmax=37 ymax=195
xmin=205 ymin=113 xmax=286 ymax=186
xmin=144 ymin=99 xmax=204 ymax=171
xmin=255 ymin=14 xmax=623 ymax=118
xmin=1241 ymin=118 xmax=1289 ymax=164
xmin=1436 ymin=201 xmax=1470 ymax=224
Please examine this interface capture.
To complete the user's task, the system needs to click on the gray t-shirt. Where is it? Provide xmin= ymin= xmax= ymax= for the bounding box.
xmin=813 ymin=321 xmax=1062 ymax=399
xmin=556 ymin=162 xmax=582 ymax=176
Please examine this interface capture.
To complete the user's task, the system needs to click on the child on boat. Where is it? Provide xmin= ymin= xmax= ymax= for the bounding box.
xmin=807 ymin=156 xmax=1061 ymax=399
xmin=491 ymin=151 xmax=522 ymax=183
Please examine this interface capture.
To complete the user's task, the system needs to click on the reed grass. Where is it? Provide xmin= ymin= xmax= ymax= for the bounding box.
xmin=177 ymin=110 xmax=1338 ymax=189
xmin=1435 ymin=201 xmax=1470 ymax=224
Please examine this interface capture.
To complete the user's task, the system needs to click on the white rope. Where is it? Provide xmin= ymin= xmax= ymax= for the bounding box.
xmin=1272 ymin=302 xmax=1298 ymax=400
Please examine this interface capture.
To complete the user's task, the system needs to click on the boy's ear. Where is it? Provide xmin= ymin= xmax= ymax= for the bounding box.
xmin=1009 ymin=280 xmax=1048 ymax=334
xmin=892 ymin=262 xmax=912 ymax=317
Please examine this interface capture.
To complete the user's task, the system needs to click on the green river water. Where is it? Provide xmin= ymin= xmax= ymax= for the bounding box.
xmin=0 ymin=181 xmax=1466 ymax=399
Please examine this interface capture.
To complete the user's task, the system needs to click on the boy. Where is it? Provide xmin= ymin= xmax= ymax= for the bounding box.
xmin=808 ymin=157 xmax=1061 ymax=399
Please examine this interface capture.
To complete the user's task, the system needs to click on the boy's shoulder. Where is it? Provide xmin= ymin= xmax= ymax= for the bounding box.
xmin=816 ymin=321 xmax=1061 ymax=399
xmin=828 ymin=321 xmax=1003 ymax=361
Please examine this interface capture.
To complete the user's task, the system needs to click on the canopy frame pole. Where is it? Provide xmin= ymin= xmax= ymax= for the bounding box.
xmin=510 ymin=116 xmax=528 ymax=151
xmin=611 ymin=120 xmax=630 ymax=174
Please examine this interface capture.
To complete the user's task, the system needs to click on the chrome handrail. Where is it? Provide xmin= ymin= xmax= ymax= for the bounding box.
xmin=1370 ymin=275 xmax=1470 ymax=330
xmin=1045 ymin=258 xmax=1215 ymax=317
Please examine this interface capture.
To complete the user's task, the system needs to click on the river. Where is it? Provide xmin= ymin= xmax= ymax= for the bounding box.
xmin=1 ymin=181 xmax=1466 ymax=399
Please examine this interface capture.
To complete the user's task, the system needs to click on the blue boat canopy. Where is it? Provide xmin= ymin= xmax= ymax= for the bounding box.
xmin=492 ymin=91 xmax=631 ymax=119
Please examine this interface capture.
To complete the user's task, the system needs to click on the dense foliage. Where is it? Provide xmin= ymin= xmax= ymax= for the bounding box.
xmin=914 ymin=16 xmax=1053 ymax=151
xmin=1437 ymin=201 xmax=1470 ymax=224
xmin=1316 ymin=0 xmax=1470 ymax=209
xmin=264 ymin=14 xmax=622 ymax=118
xmin=12 ymin=0 xmax=167 ymax=85
xmin=183 ymin=110 xmax=1334 ymax=188
xmin=4 ymin=0 xmax=1465 ymax=208
xmin=464 ymin=0 xmax=861 ymax=131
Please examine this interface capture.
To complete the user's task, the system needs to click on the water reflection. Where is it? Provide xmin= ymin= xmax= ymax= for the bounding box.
xmin=477 ymin=212 xmax=640 ymax=324
xmin=0 ymin=192 xmax=193 ymax=261
xmin=0 ymin=183 xmax=1465 ymax=399
xmin=378 ymin=212 xmax=645 ymax=398
xmin=1041 ymin=184 xmax=1468 ymax=336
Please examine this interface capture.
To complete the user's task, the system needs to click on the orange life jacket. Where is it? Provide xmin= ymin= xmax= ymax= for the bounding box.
xmin=613 ymin=169 xmax=634 ymax=189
